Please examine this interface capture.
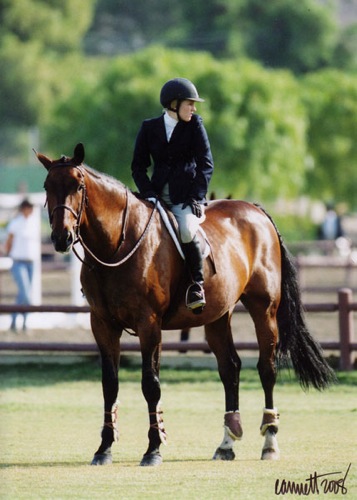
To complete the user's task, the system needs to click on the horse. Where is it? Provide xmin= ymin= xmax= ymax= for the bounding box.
xmin=37 ymin=143 xmax=335 ymax=466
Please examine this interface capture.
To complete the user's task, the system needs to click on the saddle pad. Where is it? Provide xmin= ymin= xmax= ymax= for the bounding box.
xmin=156 ymin=200 xmax=211 ymax=260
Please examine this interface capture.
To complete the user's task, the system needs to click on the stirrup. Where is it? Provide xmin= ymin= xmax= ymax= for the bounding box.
xmin=186 ymin=282 xmax=206 ymax=312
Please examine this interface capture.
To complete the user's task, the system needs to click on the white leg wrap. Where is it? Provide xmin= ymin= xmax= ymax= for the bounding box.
xmin=262 ymin=430 xmax=280 ymax=460
xmin=218 ymin=426 xmax=237 ymax=450
xmin=260 ymin=408 xmax=280 ymax=460
xmin=260 ymin=407 xmax=279 ymax=436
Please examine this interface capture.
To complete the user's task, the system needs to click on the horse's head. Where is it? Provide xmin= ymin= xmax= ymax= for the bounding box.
xmin=37 ymin=143 xmax=87 ymax=253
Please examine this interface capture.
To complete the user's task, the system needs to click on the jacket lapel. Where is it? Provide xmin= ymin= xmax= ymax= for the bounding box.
xmin=152 ymin=115 xmax=167 ymax=142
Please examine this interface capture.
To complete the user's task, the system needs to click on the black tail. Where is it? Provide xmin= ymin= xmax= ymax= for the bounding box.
xmin=256 ymin=205 xmax=336 ymax=390
xmin=277 ymin=240 xmax=336 ymax=389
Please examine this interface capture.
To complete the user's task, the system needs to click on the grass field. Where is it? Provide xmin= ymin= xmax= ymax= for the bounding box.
xmin=0 ymin=361 xmax=356 ymax=499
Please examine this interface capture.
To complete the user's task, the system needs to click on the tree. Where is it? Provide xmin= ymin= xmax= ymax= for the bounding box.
xmin=84 ymin=0 xmax=346 ymax=73
xmin=0 ymin=0 xmax=96 ymax=128
xmin=237 ymin=0 xmax=339 ymax=73
xmin=301 ymin=70 xmax=357 ymax=209
xmin=43 ymin=47 xmax=308 ymax=202
xmin=332 ymin=23 xmax=357 ymax=71
xmin=0 ymin=0 xmax=94 ymax=52
xmin=84 ymin=0 xmax=183 ymax=54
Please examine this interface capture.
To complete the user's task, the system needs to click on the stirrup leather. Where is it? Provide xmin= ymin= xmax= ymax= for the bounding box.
xmin=185 ymin=281 xmax=206 ymax=310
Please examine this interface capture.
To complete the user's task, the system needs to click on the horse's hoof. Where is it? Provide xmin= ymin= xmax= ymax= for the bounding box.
xmin=261 ymin=448 xmax=280 ymax=460
xmin=212 ymin=447 xmax=235 ymax=461
xmin=140 ymin=452 xmax=162 ymax=466
xmin=91 ymin=453 xmax=113 ymax=465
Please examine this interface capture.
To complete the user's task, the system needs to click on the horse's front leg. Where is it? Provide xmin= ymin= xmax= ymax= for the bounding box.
xmin=90 ymin=315 xmax=121 ymax=465
xmin=139 ymin=322 xmax=166 ymax=466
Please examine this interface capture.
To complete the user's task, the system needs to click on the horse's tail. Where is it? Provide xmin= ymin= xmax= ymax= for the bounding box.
xmin=277 ymin=239 xmax=336 ymax=389
xmin=256 ymin=205 xmax=336 ymax=390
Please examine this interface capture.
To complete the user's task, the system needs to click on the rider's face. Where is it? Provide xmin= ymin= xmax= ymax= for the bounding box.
xmin=168 ymin=99 xmax=197 ymax=122
xmin=177 ymin=100 xmax=197 ymax=122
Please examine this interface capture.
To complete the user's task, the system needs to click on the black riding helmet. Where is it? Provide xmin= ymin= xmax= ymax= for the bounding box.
xmin=160 ymin=78 xmax=204 ymax=115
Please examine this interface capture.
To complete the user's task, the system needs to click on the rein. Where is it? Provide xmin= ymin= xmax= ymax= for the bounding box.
xmin=74 ymin=193 xmax=158 ymax=268
xmin=47 ymin=163 xmax=158 ymax=268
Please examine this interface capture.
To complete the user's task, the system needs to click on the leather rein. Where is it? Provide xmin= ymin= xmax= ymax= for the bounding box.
xmin=46 ymin=163 xmax=158 ymax=268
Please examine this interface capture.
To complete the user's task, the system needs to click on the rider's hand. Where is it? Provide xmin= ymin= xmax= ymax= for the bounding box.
xmin=182 ymin=198 xmax=202 ymax=218
xmin=142 ymin=190 xmax=157 ymax=204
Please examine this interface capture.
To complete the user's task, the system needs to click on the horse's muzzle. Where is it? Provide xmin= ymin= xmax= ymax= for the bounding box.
xmin=51 ymin=229 xmax=74 ymax=253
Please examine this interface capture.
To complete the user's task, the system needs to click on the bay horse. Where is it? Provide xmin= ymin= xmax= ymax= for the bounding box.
xmin=37 ymin=143 xmax=334 ymax=466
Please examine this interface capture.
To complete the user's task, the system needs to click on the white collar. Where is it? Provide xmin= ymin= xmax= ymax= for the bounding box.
xmin=163 ymin=111 xmax=178 ymax=140
xmin=164 ymin=111 xmax=178 ymax=127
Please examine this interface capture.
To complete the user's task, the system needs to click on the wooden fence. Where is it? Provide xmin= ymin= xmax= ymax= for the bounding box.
xmin=0 ymin=288 xmax=356 ymax=370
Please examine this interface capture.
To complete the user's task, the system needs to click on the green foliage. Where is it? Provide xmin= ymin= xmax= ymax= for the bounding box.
xmin=209 ymin=60 xmax=307 ymax=200
xmin=0 ymin=0 xmax=96 ymax=128
xmin=301 ymin=69 xmax=357 ymax=209
xmin=84 ymin=0 xmax=352 ymax=74
xmin=0 ymin=0 xmax=94 ymax=52
xmin=270 ymin=213 xmax=318 ymax=243
xmin=1 ymin=0 xmax=357 ymax=209
xmin=332 ymin=23 xmax=357 ymax=71
xmin=238 ymin=0 xmax=339 ymax=73
xmin=43 ymin=47 xmax=308 ymax=201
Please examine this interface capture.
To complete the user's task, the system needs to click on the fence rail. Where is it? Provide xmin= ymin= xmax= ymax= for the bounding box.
xmin=0 ymin=288 xmax=356 ymax=370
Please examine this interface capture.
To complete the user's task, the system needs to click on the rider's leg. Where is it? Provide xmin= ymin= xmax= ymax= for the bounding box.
xmin=181 ymin=236 xmax=206 ymax=310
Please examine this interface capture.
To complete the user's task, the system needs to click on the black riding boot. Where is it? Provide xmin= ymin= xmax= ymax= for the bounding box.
xmin=182 ymin=236 xmax=206 ymax=313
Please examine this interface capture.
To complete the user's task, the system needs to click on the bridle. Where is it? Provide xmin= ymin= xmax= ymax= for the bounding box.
xmin=45 ymin=163 xmax=158 ymax=268
xmin=47 ymin=163 xmax=88 ymax=236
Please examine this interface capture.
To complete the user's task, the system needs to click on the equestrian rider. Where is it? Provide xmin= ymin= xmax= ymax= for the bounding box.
xmin=131 ymin=77 xmax=214 ymax=313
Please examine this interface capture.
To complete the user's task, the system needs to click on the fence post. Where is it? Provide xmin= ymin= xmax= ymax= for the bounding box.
xmin=338 ymin=288 xmax=354 ymax=371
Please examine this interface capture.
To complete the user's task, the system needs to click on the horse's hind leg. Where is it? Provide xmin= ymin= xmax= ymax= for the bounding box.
xmin=244 ymin=296 xmax=280 ymax=460
xmin=205 ymin=313 xmax=243 ymax=461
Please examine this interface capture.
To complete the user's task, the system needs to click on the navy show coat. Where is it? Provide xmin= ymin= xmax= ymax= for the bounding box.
xmin=131 ymin=113 xmax=214 ymax=204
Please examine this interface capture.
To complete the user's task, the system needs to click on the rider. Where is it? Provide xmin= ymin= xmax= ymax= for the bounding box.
xmin=131 ymin=77 xmax=214 ymax=313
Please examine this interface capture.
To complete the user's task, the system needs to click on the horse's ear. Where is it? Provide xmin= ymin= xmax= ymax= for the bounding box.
xmin=35 ymin=151 xmax=53 ymax=171
xmin=73 ymin=143 xmax=85 ymax=165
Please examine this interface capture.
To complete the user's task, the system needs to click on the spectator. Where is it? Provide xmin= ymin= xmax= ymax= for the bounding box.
xmin=5 ymin=199 xmax=37 ymax=331
xmin=318 ymin=202 xmax=345 ymax=241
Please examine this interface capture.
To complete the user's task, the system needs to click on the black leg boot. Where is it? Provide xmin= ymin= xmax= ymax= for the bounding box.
xmin=181 ymin=236 xmax=206 ymax=313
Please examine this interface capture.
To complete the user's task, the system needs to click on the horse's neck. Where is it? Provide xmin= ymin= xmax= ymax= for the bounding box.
xmin=82 ymin=180 xmax=128 ymax=253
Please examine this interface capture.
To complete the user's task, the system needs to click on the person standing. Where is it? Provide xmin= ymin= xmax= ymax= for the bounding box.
xmin=5 ymin=199 xmax=37 ymax=331
xmin=318 ymin=202 xmax=345 ymax=241
xmin=131 ymin=77 xmax=214 ymax=313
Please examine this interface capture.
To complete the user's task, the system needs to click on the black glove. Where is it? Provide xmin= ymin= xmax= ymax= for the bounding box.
xmin=182 ymin=198 xmax=202 ymax=218
xmin=141 ymin=190 xmax=157 ymax=203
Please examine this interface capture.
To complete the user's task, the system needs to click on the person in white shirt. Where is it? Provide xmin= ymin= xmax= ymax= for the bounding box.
xmin=5 ymin=199 xmax=37 ymax=331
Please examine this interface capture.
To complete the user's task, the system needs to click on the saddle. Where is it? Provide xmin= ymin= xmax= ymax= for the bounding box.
xmin=155 ymin=200 xmax=215 ymax=270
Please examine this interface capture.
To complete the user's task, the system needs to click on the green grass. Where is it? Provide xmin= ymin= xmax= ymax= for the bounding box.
xmin=0 ymin=361 xmax=356 ymax=499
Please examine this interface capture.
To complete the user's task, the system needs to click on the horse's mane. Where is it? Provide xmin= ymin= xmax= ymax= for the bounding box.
xmin=83 ymin=163 xmax=128 ymax=192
